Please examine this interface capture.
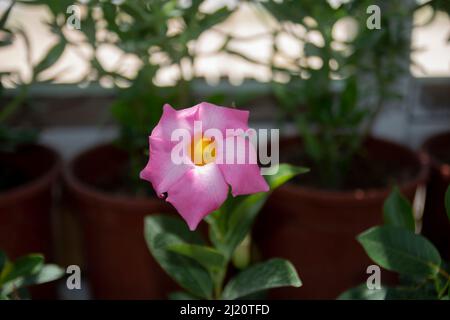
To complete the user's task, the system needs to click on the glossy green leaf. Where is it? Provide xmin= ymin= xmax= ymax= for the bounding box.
xmin=167 ymin=243 xmax=226 ymax=274
xmin=221 ymin=258 xmax=301 ymax=300
xmin=168 ymin=291 xmax=199 ymax=300
xmin=0 ymin=254 xmax=43 ymax=285
xmin=358 ymin=226 xmax=441 ymax=277
xmin=209 ymin=164 xmax=308 ymax=259
xmin=22 ymin=264 xmax=64 ymax=287
xmin=264 ymin=164 xmax=310 ymax=190
xmin=144 ymin=215 xmax=213 ymax=299
xmin=338 ymin=284 xmax=388 ymax=300
xmin=1 ymin=264 xmax=64 ymax=296
xmin=338 ymin=283 xmax=438 ymax=300
xmin=383 ymin=187 xmax=415 ymax=231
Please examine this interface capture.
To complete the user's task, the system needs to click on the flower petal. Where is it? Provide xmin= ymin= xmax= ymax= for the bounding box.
xmin=197 ymin=102 xmax=249 ymax=134
xmin=140 ymin=136 xmax=194 ymax=197
xmin=217 ymin=135 xmax=269 ymax=196
xmin=151 ymin=103 xmax=198 ymax=141
xmin=166 ymin=163 xmax=229 ymax=230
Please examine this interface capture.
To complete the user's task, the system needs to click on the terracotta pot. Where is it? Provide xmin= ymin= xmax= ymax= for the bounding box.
xmin=63 ymin=144 xmax=176 ymax=299
xmin=254 ymin=137 xmax=428 ymax=299
xmin=0 ymin=144 xmax=61 ymax=298
xmin=421 ymin=131 xmax=450 ymax=260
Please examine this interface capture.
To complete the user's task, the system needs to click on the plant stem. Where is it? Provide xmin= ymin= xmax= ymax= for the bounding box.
xmin=438 ymin=267 xmax=450 ymax=281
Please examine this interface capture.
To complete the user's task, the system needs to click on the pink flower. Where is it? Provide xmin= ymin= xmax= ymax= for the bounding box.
xmin=140 ymin=102 xmax=269 ymax=230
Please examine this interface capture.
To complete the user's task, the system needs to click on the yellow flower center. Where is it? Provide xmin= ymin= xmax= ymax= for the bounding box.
xmin=189 ymin=136 xmax=216 ymax=166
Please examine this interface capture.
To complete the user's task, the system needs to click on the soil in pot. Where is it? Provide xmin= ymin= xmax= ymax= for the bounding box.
xmin=254 ymin=136 xmax=428 ymax=299
xmin=0 ymin=144 xmax=61 ymax=298
xmin=63 ymin=144 xmax=177 ymax=299
xmin=421 ymin=131 xmax=450 ymax=260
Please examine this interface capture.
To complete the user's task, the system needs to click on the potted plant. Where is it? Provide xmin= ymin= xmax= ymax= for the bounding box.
xmin=339 ymin=186 xmax=450 ymax=300
xmin=234 ymin=0 xmax=437 ymax=298
xmin=0 ymin=1 xmax=64 ymax=298
xmin=421 ymin=131 xmax=450 ymax=260
xmin=140 ymin=102 xmax=308 ymax=299
xmin=53 ymin=0 xmax=234 ymax=298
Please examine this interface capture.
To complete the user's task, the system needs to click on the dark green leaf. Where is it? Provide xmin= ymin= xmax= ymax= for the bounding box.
xmin=383 ymin=187 xmax=415 ymax=231
xmin=338 ymin=284 xmax=388 ymax=300
xmin=221 ymin=258 xmax=301 ymax=300
xmin=167 ymin=243 xmax=226 ymax=274
xmin=1 ymin=264 xmax=64 ymax=295
xmin=0 ymin=254 xmax=43 ymax=285
xmin=21 ymin=264 xmax=64 ymax=287
xmin=33 ymin=41 xmax=66 ymax=77
xmin=358 ymin=226 xmax=441 ymax=278
xmin=144 ymin=215 xmax=213 ymax=299
xmin=264 ymin=164 xmax=309 ymax=190
xmin=168 ymin=291 xmax=199 ymax=300
xmin=210 ymin=164 xmax=308 ymax=259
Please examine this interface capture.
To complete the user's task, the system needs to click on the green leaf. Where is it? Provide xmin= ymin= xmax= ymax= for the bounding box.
xmin=168 ymin=291 xmax=199 ymax=300
xmin=383 ymin=187 xmax=415 ymax=231
xmin=167 ymin=244 xmax=226 ymax=274
xmin=445 ymin=185 xmax=450 ymax=222
xmin=0 ymin=1 xmax=14 ymax=30
xmin=1 ymin=264 xmax=64 ymax=296
xmin=337 ymin=283 xmax=437 ymax=300
xmin=357 ymin=226 xmax=441 ymax=278
xmin=338 ymin=284 xmax=388 ymax=300
xmin=221 ymin=258 xmax=301 ymax=300
xmin=210 ymin=164 xmax=308 ymax=259
xmin=0 ymin=254 xmax=43 ymax=285
xmin=33 ymin=41 xmax=66 ymax=77
xmin=265 ymin=164 xmax=310 ymax=190
xmin=144 ymin=215 xmax=213 ymax=299
xmin=21 ymin=264 xmax=64 ymax=287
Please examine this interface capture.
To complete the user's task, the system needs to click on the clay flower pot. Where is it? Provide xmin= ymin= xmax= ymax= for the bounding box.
xmin=0 ymin=144 xmax=61 ymax=298
xmin=421 ymin=131 xmax=450 ymax=260
xmin=254 ymin=137 xmax=428 ymax=299
xmin=63 ymin=144 xmax=176 ymax=299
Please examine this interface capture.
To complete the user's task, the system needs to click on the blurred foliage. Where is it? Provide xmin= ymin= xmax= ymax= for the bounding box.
xmin=250 ymin=0 xmax=448 ymax=189
xmin=0 ymin=0 xmax=66 ymax=152
xmin=18 ymin=0 xmax=233 ymax=194
xmin=339 ymin=185 xmax=450 ymax=300
xmin=3 ymin=0 xmax=449 ymax=192
xmin=0 ymin=250 xmax=64 ymax=300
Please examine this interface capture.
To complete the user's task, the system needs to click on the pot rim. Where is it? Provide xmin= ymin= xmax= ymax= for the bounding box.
xmin=0 ymin=144 xmax=61 ymax=205
xmin=277 ymin=136 xmax=430 ymax=203
xmin=62 ymin=143 xmax=162 ymax=210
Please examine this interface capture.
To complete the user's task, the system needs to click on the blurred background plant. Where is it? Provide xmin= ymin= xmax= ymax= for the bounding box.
xmin=17 ymin=0 xmax=234 ymax=194
xmin=10 ymin=0 xmax=449 ymax=191
xmin=0 ymin=0 xmax=65 ymax=153
xmin=226 ymin=0 xmax=449 ymax=189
